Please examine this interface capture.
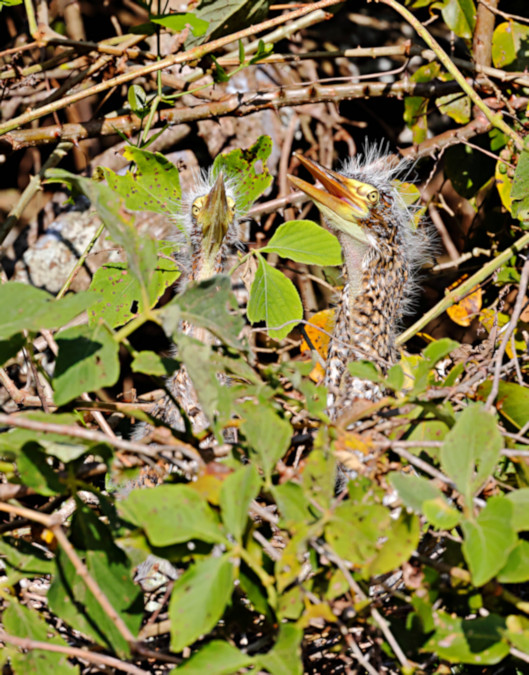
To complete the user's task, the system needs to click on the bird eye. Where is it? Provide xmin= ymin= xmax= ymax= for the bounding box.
xmin=192 ymin=197 xmax=204 ymax=216
xmin=227 ymin=197 xmax=235 ymax=211
xmin=367 ymin=189 xmax=379 ymax=205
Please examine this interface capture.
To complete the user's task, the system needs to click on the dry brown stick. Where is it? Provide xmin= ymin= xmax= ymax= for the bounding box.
xmin=473 ymin=0 xmax=498 ymax=69
xmin=0 ymin=411 xmax=202 ymax=464
xmin=485 ymin=258 xmax=529 ymax=410
xmin=0 ymin=0 xmax=344 ymax=136
xmin=0 ymin=631 xmax=149 ymax=675
xmin=1 ymin=79 xmax=465 ymax=150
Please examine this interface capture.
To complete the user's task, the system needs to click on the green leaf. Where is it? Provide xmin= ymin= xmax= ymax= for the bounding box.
xmin=366 ymin=512 xmax=420 ymax=577
xmin=169 ymin=556 xmax=234 ymax=653
xmin=506 ymin=488 xmax=529 ymax=531
xmin=325 ymin=501 xmax=390 ymax=568
xmin=176 ymin=641 xmax=254 ymax=674
xmin=0 ymin=536 xmax=53 ymax=586
xmin=424 ymin=612 xmax=509 ymax=664
xmin=150 ymin=12 xmax=209 ymax=36
xmin=0 ymin=282 xmax=96 ymax=340
xmin=440 ymin=403 xmax=502 ymax=508
xmin=497 ymin=539 xmax=529 ymax=583
xmin=461 ymin=496 xmax=517 ymax=586
xmin=492 ymin=21 xmax=529 ymax=71
xmin=220 ymin=464 xmax=261 ymax=540
xmin=48 ymin=170 xmax=158 ymax=291
xmin=389 ymin=472 xmax=460 ymax=529
xmin=384 ymin=363 xmax=404 ymax=391
xmin=347 ymin=360 xmax=380 ymax=382
xmin=48 ymin=507 xmax=143 ymax=658
xmin=511 ymin=149 xmax=529 ymax=222
xmin=422 ymin=337 xmax=459 ymax=363
xmin=119 ymin=484 xmax=227 ymax=546
xmin=100 ymin=146 xmax=182 ymax=218
xmin=88 ymin=241 xmax=179 ymax=328
xmin=3 ymin=604 xmax=78 ymax=674
xmin=272 ymin=482 xmax=312 ymax=527
xmin=185 ymin=0 xmax=269 ymax=48
xmin=260 ymin=220 xmax=342 ymax=265
xmin=17 ymin=444 xmax=66 ymax=496
xmin=131 ymin=350 xmax=178 ymax=376
xmin=161 ymin=275 xmax=243 ymax=350
xmin=247 ymin=254 xmax=302 ymax=339
xmin=212 ymin=135 xmax=273 ymax=213
xmin=439 ymin=0 xmax=476 ymax=39
xmin=0 ymin=333 xmax=25 ymax=366
xmin=478 ymin=380 xmax=529 ymax=429
xmin=505 ymin=615 xmax=529 ymax=654
xmin=127 ymin=84 xmax=147 ymax=115
xmin=403 ymin=62 xmax=441 ymax=144
xmin=53 ymin=323 xmax=120 ymax=406
xmin=407 ymin=418 xmax=449 ymax=460
xmin=436 ymin=90 xmax=471 ymax=123
xmin=256 ymin=623 xmax=303 ymax=675
xmin=240 ymin=402 xmax=292 ymax=482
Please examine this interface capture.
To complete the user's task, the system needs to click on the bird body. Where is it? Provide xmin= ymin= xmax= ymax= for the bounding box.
xmin=289 ymin=145 xmax=429 ymax=420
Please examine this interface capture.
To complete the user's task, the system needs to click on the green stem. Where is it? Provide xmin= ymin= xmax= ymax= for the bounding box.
xmin=397 ymin=229 xmax=529 ymax=346
xmin=375 ymin=0 xmax=525 ymax=150
xmin=56 ymin=222 xmax=105 ymax=300
xmin=23 ymin=0 xmax=38 ymax=39
xmin=113 ymin=312 xmax=154 ymax=343
xmin=238 ymin=546 xmax=277 ymax=607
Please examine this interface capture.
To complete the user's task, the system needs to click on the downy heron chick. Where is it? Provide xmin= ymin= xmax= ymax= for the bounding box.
xmin=288 ymin=146 xmax=431 ymax=420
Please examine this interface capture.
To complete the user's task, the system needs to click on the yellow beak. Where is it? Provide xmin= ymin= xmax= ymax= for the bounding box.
xmin=198 ymin=172 xmax=230 ymax=264
xmin=288 ymin=154 xmax=378 ymax=243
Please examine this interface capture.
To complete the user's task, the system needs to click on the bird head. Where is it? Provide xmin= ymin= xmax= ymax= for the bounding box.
xmin=288 ymin=150 xmax=418 ymax=254
xmin=184 ymin=171 xmax=238 ymax=280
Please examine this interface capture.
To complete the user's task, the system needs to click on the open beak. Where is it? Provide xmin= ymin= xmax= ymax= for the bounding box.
xmin=288 ymin=154 xmax=378 ymax=242
xmin=199 ymin=172 xmax=230 ymax=262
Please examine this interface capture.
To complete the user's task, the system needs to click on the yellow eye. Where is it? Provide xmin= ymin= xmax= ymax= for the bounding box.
xmin=192 ymin=196 xmax=205 ymax=216
xmin=227 ymin=197 xmax=235 ymax=212
xmin=367 ymin=189 xmax=379 ymax=205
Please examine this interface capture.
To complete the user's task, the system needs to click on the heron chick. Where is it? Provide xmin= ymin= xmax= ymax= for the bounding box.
xmin=289 ymin=146 xmax=430 ymax=420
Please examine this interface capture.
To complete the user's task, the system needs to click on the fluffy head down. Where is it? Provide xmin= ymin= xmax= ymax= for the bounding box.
xmin=172 ymin=169 xmax=243 ymax=282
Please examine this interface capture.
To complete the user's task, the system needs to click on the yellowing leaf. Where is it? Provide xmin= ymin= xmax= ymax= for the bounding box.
xmin=446 ymin=276 xmax=482 ymax=327
xmin=300 ymin=309 xmax=336 ymax=359
xmin=495 ymin=159 xmax=513 ymax=211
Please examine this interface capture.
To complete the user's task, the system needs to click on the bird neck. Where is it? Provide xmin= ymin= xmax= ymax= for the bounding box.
xmin=339 ymin=232 xmax=408 ymax=366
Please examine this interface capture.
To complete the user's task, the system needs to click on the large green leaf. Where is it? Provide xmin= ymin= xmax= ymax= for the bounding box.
xmin=256 ymin=623 xmax=303 ymax=675
xmin=48 ymin=507 xmax=143 ymax=658
xmin=119 ymin=484 xmax=227 ymax=546
xmin=440 ymin=403 xmax=502 ymax=508
xmin=497 ymin=539 xmax=529 ymax=583
xmin=88 ymin=241 xmax=179 ymax=328
xmin=492 ymin=21 xmax=529 ymax=71
xmin=389 ymin=472 xmax=460 ymax=529
xmin=150 ymin=12 xmax=209 ymax=36
xmin=161 ymin=275 xmax=243 ymax=350
xmin=219 ymin=464 xmax=261 ymax=541
xmin=366 ymin=512 xmax=420 ymax=577
xmin=511 ymin=149 xmax=529 ymax=222
xmin=260 ymin=220 xmax=342 ymax=265
xmin=53 ymin=323 xmax=120 ymax=406
xmin=506 ymin=488 xmax=529 ymax=531
xmin=438 ymin=0 xmax=476 ymax=39
xmin=240 ymin=402 xmax=292 ymax=482
xmin=100 ymin=146 xmax=182 ymax=218
xmin=478 ymin=379 xmax=529 ymax=430
xmin=186 ymin=0 xmax=269 ymax=48
xmin=0 ymin=282 xmax=95 ymax=340
xmin=0 ymin=536 xmax=54 ymax=586
xmin=212 ymin=136 xmax=273 ymax=213
xmin=403 ymin=62 xmax=440 ymax=144
xmin=247 ymin=254 xmax=302 ymax=339
xmin=424 ymin=612 xmax=509 ymax=664
xmin=461 ymin=496 xmax=517 ymax=586
xmin=3 ymin=603 xmax=78 ymax=674
xmin=169 ymin=555 xmax=234 ymax=653
xmin=176 ymin=641 xmax=254 ymax=674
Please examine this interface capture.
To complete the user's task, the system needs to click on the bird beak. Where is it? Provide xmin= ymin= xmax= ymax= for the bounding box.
xmin=199 ymin=172 xmax=230 ymax=265
xmin=288 ymin=154 xmax=374 ymax=243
